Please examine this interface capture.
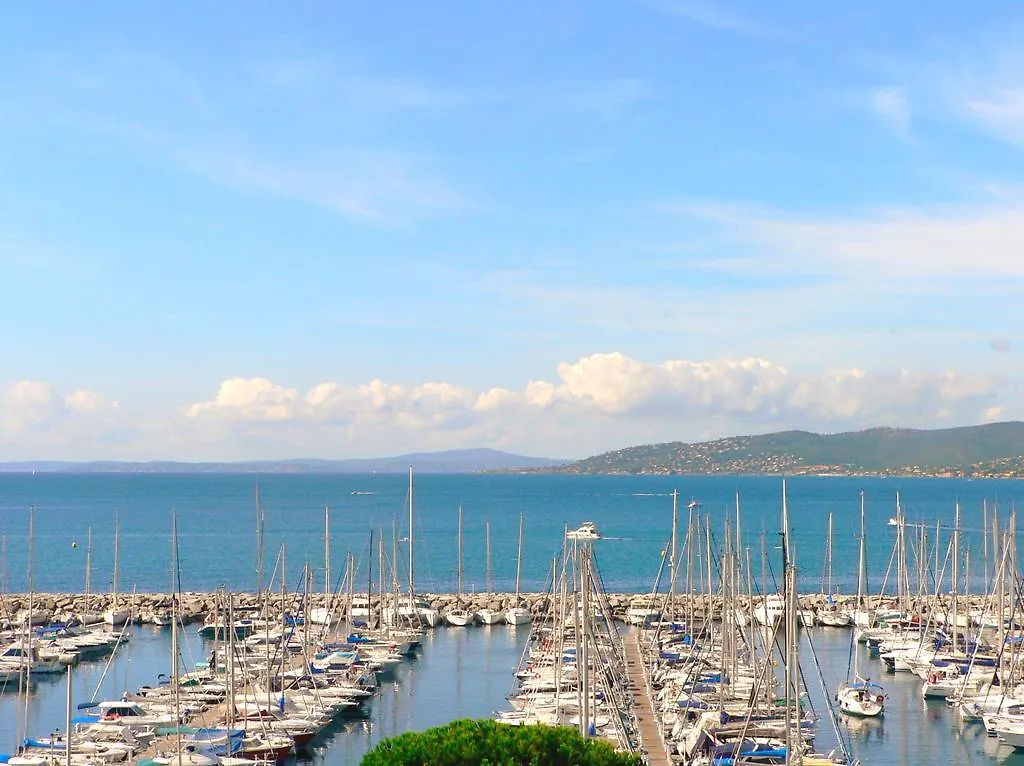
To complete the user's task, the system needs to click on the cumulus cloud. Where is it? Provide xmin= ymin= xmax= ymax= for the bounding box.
xmin=3 ymin=354 xmax=1014 ymax=460
xmin=2 ymin=381 xmax=58 ymax=434
xmin=2 ymin=381 xmax=118 ymax=440
xmin=185 ymin=377 xmax=299 ymax=421
xmin=181 ymin=353 xmax=1007 ymax=458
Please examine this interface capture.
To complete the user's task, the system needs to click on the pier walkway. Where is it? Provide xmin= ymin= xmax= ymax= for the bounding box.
xmin=623 ymin=630 xmax=671 ymax=766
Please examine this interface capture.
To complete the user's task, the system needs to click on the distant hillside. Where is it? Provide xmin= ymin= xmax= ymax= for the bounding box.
xmin=0 ymin=448 xmax=565 ymax=474
xmin=560 ymin=422 xmax=1024 ymax=476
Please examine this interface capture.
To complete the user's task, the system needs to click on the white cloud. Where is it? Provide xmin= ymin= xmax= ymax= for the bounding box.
xmin=2 ymin=354 xmax=1016 ymax=460
xmin=2 ymin=381 xmax=120 ymax=444
xmin=176 ymin=353 xmax=1009 ymax=458
xmin=671 ymin=199 xmax=1024 ymax=280
xmin=185 ymin=378 xmax=299 ymax=422
xmin=2 ymin=381 xmax=57 ymax=434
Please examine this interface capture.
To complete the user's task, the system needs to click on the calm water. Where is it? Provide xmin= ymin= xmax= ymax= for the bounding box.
xmin=3 ymin=621 xmax=1024 ymax=765
xmin=1 ymin=475 xmax=1024 ymax=764
xmin=0 ymin=474 xmax=1021 ymax=595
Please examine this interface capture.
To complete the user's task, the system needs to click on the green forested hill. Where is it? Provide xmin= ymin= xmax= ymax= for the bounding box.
xmin=561 ymin=422 xmax=1024 ymax=476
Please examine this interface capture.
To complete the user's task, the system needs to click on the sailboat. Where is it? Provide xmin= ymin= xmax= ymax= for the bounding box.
xmin=446 ymin=505 xmax=473 ymax=626
xmin=505 ymin=512 xmax=531 ymax=626
xmin=309 ymin=504 xmax=340 ymax=627
xmin=475 ymin=521 xmax=504 ymax=625
xmin=395 ymin=468 xmax=439 ymax=628
xmin=836 ymin=492 xmax=885 ymax=717
xmin=817 ymin=512 xmax=851 ymax=627
xmin=157 ymin=511 xmax=222 ymax=766
xmin=104 ymin=511 xmax=131 ymax=627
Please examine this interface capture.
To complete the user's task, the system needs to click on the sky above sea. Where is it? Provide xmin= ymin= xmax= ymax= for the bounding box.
xmin=1 ymin=2 xmax=1022 ymax=462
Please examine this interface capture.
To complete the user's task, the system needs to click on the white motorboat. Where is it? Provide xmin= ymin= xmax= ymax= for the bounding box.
xmin=566 ymin=521 xmax=600 ymax=541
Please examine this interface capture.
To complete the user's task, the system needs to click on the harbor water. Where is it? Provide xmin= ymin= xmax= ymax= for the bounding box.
xmin=2 ymin=473 xmax=1024 ymax=765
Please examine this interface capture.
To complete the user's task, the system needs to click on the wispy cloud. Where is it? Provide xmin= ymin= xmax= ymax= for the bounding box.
xmin=551 ymin=78 xmax=656 ymax=120
xmin=648 ymin=0 xmax=767 ymax=37
xmin=966 ymin=88 xmax=1024 ymax=145
xmin=177 ymin=146 xmax=467 ymax=225
xmin=248 ymin=58 xmax=465 ymax=110
xmin=667 ymin=198 xmax=1024 ymax=281
xmin=866 ymin=86 xmax=912 ymax=138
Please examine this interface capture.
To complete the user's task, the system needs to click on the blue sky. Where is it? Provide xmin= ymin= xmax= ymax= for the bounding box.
xmin=1 ymin=1 xmax=1023 ymax=460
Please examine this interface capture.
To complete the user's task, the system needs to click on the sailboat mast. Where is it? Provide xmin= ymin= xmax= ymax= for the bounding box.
xmin=367 ymin=527 xmax=374 ymax=607
xmin=670 ymin=489 xmax=679 ymax=609
xmin=22 ymin=506 xmax=35 ymax=746
xmin=514 ymin=512 xmax=524 ymax=601
xmin=112 ymin=509 xmax=120 ymax=611
xmin=953 ymin=501 xmax=960 ymax=653
xmin=324 ymin=503 xmax=331 ymax=602
xmin=780 ymin=484 xmax=793 ymax=764
xmin=457 ymin=505 xmax=463 ymax=602
xmin=485 ymin=521 xmax=492 ymax=594
xmin=827 ymin=512 xmax=833 ymax=596
xmin=85 ymin=527 xmax=92 ymax=602
xmin=255 ymin=483 xmax=265 ymax=598
xmin=408 ymin=467 xmax=415 ymax=599
xmin=856 ymin=492 xmax=866 ymax=614
xmin=171 ymin=509 xmax=181 ymax=761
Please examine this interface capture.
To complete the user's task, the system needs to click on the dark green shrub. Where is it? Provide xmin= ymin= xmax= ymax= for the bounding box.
xmin=360 ymin=718 xmax=643 ymax=766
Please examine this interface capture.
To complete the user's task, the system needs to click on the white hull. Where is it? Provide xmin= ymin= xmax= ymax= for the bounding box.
xmin=307 ymin=607 xmax=341 ymax=627
xmin=104 ymin=609 xmax=131 ymax=627
xmin=475 ymin=609 xmax=504 ymax=625
xmin=818 ymin=610 xmax=852 ymax=627
xmin=625 ymin=608 xmax=661 ymax=627
xmin=505 ymin=607 xmax=531 ymax=626
xmin=837 ymin=686 xmax=885 ymax=717
xmin=446 ymin=609 xmax=474 ymax=627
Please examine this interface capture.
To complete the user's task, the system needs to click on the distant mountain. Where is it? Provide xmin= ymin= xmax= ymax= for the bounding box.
xmin=0 ymin=448 xmax=565 ymax=475
xmin=557 ymin=422 xmax=1024 ymax=477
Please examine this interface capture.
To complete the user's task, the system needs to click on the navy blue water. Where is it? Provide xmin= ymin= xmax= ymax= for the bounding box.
xmin=2 ymin=474 xmax=1024 ymax=766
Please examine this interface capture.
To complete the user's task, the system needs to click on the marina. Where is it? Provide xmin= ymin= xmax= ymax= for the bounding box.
xmin=2 ymin=473 xmax=1024 ymax=764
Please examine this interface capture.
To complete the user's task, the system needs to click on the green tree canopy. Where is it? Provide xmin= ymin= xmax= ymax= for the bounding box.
xmin=360 ymin=719 xmax=643 ymax=766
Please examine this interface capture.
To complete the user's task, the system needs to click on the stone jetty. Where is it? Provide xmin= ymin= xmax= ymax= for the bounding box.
xmin=0 ymin=590 xmax=995 ymax=626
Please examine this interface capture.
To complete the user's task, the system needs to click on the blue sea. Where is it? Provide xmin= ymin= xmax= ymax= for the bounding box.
xmin=0 ymin=473 xmax=1019 ymax=594
xmin=2 ymin=473 xmax=1024 ymax=766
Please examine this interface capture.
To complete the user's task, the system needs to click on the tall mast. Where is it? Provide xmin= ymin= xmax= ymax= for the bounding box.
xmin=485 ymin=520 xmax=492 ymax=594
xmin=367 ymin=527 xmax=374 ymax=605
xmin=856 ymin=492 xmax=866 ymax=620
xmin=456 ymin=504 xmax=464 ymax=603
xmin=171 ymin=508 xmax=181 ymax=760
xmin=408 ymin=467 xmax=415 ymax=600
xmin=953 ymin=501 xmax=960 ymax=653
xmin=112 ymin=509 xmax=120 ymax=611
xmin=670 ymin=489 xmax=679 ymax=610
xmin=983 ymin=499 xmax=989 ymax=589
xmin=324 ymin=503 xmax=331 ymax=602
xmin=85 ymin=527 xmax=92 ymax=602
xmin=826 ymin=512 xmax=833 ymax=595
xmin=780 ymin=482 xmax=793 ymax=765
xmin=255 ymin=482 xmax=265 ymax=598
xmin=514 ymin=512 xmax=524 ymax=602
